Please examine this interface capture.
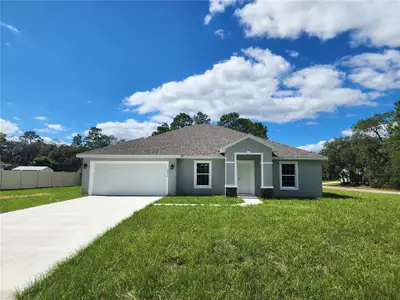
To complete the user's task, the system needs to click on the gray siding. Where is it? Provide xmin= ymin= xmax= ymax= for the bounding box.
xmin=272 ymin=160 xmax=323 ymax=198
xmin=225 ymin=138 xmax=273 ymax=187
xmin=177 ymin=159 xmax=225 ymax=195
xmin=81 ymin=157 xmax=177 ymax=195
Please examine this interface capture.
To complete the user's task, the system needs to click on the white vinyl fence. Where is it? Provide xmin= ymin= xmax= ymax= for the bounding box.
xmin=0 ymin=170 xmax=81 ymax=190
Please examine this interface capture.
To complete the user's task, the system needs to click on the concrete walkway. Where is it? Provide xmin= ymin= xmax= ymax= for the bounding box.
xmin=324 ymin=186 xmax=400 ymax=195
xmin=153 ymin=196 xmax=262 ymax=207
xmin=0 ymin=196 xmax=159 ymax=299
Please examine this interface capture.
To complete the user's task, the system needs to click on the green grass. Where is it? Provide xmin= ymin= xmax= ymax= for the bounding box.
xmin=18 ymin=190 xmax=400 ymax=300
xmin=155 ymin=195 xmax=244 ymax=205
xmin=0 ymin=186 xmax=82 ymax=213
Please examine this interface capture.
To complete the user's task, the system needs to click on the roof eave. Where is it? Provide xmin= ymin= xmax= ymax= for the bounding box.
xmin=272 ymin=156 xmax=328 ymax=161
xmin=76 ymin=154 xmax=181 ymax=159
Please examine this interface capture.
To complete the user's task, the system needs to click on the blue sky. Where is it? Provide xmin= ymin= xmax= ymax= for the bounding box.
xmin=1 ymin=1 xmax=399 ymax=151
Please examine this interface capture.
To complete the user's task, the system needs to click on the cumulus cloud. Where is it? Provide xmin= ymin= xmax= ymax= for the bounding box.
xmin=0 ymin=118 xmax=19 ymax=135
xmin=214 ymin=29 xmax=225 ymax=39
xmin=297 ymin=140 xmax=326 ymax=153
xmin=0 ymin=22 xmax=20 ymax=33
xmin=96 ymin=119 xmax=160 ymax=140
xmin=42 ymin=137 xmax=69 ymax=146
xmin=341 ymin=128 xmax=353 ymax=136
xmin=37 ymin=123 xmax=65 ymax=133
xmin=341 ymin=49 xmax=400 ymax=91
xmin=35 ymin=116 xmax=47 ymax=121
xmin=123 ymin=47 xmax=377 ymax=124
xmin=205 ymin=0 xmax=400 ymax=48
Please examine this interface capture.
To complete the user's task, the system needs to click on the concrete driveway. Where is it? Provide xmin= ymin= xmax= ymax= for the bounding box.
xmin=0 ymin=196 xmax=159 ymax=299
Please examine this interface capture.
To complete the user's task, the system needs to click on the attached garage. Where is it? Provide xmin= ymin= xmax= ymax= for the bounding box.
xmin=89 ymin=161 xmax=169 ymax=196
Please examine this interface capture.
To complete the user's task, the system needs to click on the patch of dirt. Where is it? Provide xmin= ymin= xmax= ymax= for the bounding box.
xmin=0 ymin=192 xmax=50 ymax=200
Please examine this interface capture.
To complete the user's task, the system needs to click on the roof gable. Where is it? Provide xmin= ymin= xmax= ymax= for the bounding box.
xmin=219 ymin=135 xmax=280 ymax=153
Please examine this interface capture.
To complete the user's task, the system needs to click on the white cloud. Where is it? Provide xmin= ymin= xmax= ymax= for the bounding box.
xmin=96 ymin=119 xmax=160 ymax=140
xmin=35 ymin=116 xmax=47 ymax=121
xmin=341 ymin=128 xmax=353 ymax=136
xmin=214 ymin=29 xmax=225 ymax=39
xmin=65 ymin=132 xmax=79 ymax=140
xmin=341 ymin=49 xmax=400 ymax=91
xmin=42 ymin=137 xmax=69 ymax=146
xmin=0 ymin=118 xmax=19 ymax=135
xmin=150 ymin=115 xmax=173 ymax=124
xmin=345 ymin=113 xmax=356 ymax=118
xmin=13 ymin=116 xmax=21 ymax=121
xmin=206 ymin=0 xmax=400 ymax=48
xmin=286 ymin=50 xmax=299 ymax=58
xmin=204 ymin=0 xmax=237 ymax=24
xmin=46 ymin=123 xmax=65 ymax=131
xmin=305 ymin=121 xmax=318 ymax=125
xmin=1 ymin=22 xmax=20 ymax=33
xmin=37 ymin=123 xmax=65 ymax=133
xmin=297 ymin=140 xmax=326 ymax=152
xmin=123 ymin=48 xmax=377 ymax=124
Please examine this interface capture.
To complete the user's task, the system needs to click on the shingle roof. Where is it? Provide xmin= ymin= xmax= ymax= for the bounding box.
xmin=78 ymin=124 xmax=326 ymax=159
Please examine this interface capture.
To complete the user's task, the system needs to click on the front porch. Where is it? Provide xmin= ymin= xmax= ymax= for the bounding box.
xmin=225 ymin=153 xmax=274 ymax=198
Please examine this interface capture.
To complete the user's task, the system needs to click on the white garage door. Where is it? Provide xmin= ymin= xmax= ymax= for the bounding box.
xmin=89 ymin=161 xmax=168 ymax=196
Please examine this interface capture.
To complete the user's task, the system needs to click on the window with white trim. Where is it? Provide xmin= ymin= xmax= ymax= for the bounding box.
xmin=280 ymin=162 xmax=298 ymax=189
xmin=194 ymin=161 xmax=212 ymax=188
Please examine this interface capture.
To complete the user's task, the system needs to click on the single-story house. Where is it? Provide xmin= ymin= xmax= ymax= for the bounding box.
xmin=12 ymin=166 xmax=54 ymax=172
xmin=77 ymin=124 xmax=327 ymax=198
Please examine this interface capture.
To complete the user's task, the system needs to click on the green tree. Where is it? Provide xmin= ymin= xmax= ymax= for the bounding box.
xmin=19 ymin=131 xmax=43 ymax=144
xmin=84 ymin=127 xmax=117 ymax=149
xmin=320 ymin=137 xmax=360 ymax=183
xmin=193 ymin=111 xmax=211 ymax=125
xmin=33 ymin=156 xmax=57 ymax=169
xmin=72 ymin=134 xmax=84 ymax=147
xmin=170 ymin=113 xmax=193 ymax=130
xmin=218 ymin=112 xmax=268 ymax=139
xmin=152 ymin=123 xmax=171 ymax=136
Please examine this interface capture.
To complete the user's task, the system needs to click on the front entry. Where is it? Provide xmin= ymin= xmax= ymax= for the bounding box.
xmin=237 ymin=161 xmax=255 ymax=195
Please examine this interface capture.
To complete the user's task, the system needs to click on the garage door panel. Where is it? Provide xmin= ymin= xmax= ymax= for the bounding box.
xmin=90 ymin=162 xmax=167 ymax=196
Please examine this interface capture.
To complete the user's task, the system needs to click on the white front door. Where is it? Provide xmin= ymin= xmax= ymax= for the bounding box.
xmin=237 ymin=161 xmax=254 ymax=195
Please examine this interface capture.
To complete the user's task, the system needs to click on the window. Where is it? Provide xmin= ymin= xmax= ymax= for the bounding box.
xmin=279 ymin=161 xmax=298 ymax=190
xmin=194 ymin=161 xmax=212 ymax=188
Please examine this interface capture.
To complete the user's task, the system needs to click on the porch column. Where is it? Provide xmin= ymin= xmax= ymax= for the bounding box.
xmin=225 ymin=157 xmax=237 ymax=197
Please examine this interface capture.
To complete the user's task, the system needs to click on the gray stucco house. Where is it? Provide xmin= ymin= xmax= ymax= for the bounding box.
xmin=77 ymin=124 xmax=327 ymax=198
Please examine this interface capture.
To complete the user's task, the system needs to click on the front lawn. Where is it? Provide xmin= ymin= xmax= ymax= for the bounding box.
xmin=155 ymin=195 xmax=244 ymax=205
xmin=18 ymin=191 xmax=400 ymax=299
xmin=0 ymin=186 xmax=82 ymax=213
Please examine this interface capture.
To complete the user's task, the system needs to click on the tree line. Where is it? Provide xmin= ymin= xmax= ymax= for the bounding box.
xmin=1 ymin=112 xmax=268 ymax=172
xmin=152 ymin=112 xmax=268 ymax=139
xmin=0 ymin=127 xmax=121 ymax=172
xmin=321 ymin=101 xmax=399 ymax=189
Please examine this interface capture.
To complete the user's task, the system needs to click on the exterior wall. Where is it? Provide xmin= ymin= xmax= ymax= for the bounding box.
xmin=272 ymin=160 xmax=323 ymax=198
xmin=81 ymin=157 xmax=177 ymax=195
xmin=176 ymin=159 xmax=225 ymax=195
xmin=0 ymin=170 xmax=80 ymax=190
xmin=225 ymin=138 xmax=273 ymax=189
